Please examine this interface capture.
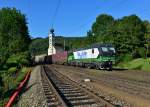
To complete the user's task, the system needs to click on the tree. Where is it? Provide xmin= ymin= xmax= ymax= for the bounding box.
xmin=143 ymin=21 xmax=150 ymax=57
xmin=92 ymin=14 xmax=115 ymax=43
xmin=115 ymin=15 xmax=146 ymax=58
xmin=87 ymin=14 xmax=148 ymax=61
xmin=0 ymin=8 xmax=31 ymax=68
xmin=86 ymin=30 xmax=97 ymax=44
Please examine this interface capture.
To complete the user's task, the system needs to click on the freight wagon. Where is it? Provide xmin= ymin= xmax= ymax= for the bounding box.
xmin=52 ymin=51 xmax=68 ymax=64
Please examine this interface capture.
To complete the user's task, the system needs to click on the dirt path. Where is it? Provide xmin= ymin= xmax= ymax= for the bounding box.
xmin=52 ymin=64 xmax=150 ymax=107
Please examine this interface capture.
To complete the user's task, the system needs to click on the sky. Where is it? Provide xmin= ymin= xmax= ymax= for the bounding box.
xmin=0 ymin=0 xmax=150 ymax=38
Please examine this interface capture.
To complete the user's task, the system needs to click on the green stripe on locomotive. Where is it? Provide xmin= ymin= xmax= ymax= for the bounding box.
xmin=68 ymin=54 xmax=115 ymax=63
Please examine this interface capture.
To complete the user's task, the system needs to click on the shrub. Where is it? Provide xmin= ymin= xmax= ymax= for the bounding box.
xmin=8 ymin=67 xmax=17 ymax=74
xmin=119 ymin=54 xmax=133 ymax=62
xmin=138 ymin=48 xmax=146 ymax=58
xmin=16 ymin=72 xmax=26 ymax=83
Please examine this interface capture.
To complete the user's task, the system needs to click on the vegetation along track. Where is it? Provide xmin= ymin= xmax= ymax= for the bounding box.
xmin=41 ymin=65 xmax=117 ymax=107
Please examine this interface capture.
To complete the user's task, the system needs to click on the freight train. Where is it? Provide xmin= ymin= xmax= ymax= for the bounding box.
xmin=43 ymin=44 xmax=116 ymax=70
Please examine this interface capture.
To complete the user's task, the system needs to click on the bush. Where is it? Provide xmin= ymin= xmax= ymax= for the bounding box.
xmin=118 ymin=58 xmax=150 ymax=71
xmin=8 ymin=67 xmax=17 ymax=74
xmin=2 ymin=65 xmax=8 ymax=70
xmin=119 ymin=54 xmax=133 ymax=62
xmin=138 ymin=48 xmax=146 ymax=58
xmin=0 ymin=75 xmax=4 ymax=99
xmin=16 ymin=72 xmax=26 ymax=83
xmin=21 ymin=67 xmax=28 ymax=73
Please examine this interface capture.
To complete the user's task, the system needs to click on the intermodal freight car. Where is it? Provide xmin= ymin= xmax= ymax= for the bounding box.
xmin=44 ymin=44 xmax=116 ymax=70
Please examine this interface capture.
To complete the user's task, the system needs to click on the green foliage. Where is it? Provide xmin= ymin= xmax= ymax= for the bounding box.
xmin=1 ymin=67 xmax=28 ymax=106
xmin=92 ymin=14 xmax=115 ymax=43
xmin=119 ymin=54 xmax=133 ymax=62
xmin=29 ymin=38 xmax=49 ymax=55
xmin=0 ymin=7 xmax=31 ymax=106
xmin=0 ymin=7 xmax=31 ymax=67
xmin=6 ymin=52 xmax=30 ymax=68
xmin=15 ymin=71 xmax=26 ymax=83
xmin=7 ymin=67 xmax=17 ymax=74
xmin=143 ymin=21 xmax=150 ymax=57
xmin=88 ymin=14 xmax=150 ymax=59
xmin=29 ymin=36 xmax=87 ymax=55
xmin=138 ymin=48 xmax=146 ymax=58
xmin=20 ymin=67 xmax=28 ymax=73
xmin=0 ymin=75 xmax=3 ymax=98
xmin=118 ymin=58 xmax=150 ymax=71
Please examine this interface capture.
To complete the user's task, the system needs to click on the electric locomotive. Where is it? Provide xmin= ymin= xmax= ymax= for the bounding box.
xmin=67 ymin=44 xmax=116 ymax=70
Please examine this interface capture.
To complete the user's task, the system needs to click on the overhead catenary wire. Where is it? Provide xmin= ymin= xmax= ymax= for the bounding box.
xmin=51 ymin=0 xmax=61 ymax=29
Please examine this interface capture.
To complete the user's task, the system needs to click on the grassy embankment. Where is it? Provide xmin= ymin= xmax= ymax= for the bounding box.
xmin=118 ymin=58 xmax=150 ymax=72
xmin=0 ymin=67 xmax=30 ymax=106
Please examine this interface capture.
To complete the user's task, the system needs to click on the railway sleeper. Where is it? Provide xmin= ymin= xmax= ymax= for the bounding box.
xmin=63 ymin=93 xmax=87 ymax=97
xmin=61 ymin=90 xmax=83 ymax=94
xmin=59 ymin=88 xmax=79 ymax=91
xmin=45 ymin=93 xmax=56 ymax=97
xmin=57 ymin=85 xmax=73 ymax=89
xmin=46 ymin=95 xmax=57 ymax=100
xmin=47 ymin=102 xmax=59 ymax=107
xmin=67 ymin=96 xmax=92 ymax=101
xmin=44 ymin=90 xmax=53 ymax=94
xmin=46 ymin=98 xmax=58 ymax=103
xmin=68 ymin=100 xmax=97 ymax=106
xmin=70 ymin=99 xmax=96 ymax=104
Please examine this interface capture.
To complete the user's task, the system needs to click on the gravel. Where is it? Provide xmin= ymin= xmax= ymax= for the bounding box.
xmin=17 ymin=66 xmax=47 ymax=107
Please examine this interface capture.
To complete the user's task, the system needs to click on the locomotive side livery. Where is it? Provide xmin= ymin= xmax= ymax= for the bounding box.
xmin=67 ymin=44 xmax=116 ymax=70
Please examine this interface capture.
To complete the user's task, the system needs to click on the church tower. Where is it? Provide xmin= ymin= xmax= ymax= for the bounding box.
xmin=48 ymin=29 xmax=56 ymax=55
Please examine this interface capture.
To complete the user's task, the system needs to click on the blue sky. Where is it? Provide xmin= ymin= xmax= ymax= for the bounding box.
xmin=0 ymin=0 xmax=150 ymax=38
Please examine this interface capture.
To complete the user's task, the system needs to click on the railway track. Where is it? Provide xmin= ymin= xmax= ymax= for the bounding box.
xmin=41 ymin=66 xmax=67 ymax=107
xmin=41 ymin=65 xmax=116 ymax=107
xmin=55 ymin=65 xmax=150 ymax=100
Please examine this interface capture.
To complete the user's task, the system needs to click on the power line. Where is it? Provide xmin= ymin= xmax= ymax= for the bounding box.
xmin=51 ymin=0 xmax=61 ymax=29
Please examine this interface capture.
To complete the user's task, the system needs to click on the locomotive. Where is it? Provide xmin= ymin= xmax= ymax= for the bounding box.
xmin=44 ymin=44 xmax=116 ymax=70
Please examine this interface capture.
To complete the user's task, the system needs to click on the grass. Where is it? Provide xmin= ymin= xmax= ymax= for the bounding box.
xmin=0 ymin=67 xmax=30 ymax=106
xmin=118 ymin=58 xmax=150 ymax=72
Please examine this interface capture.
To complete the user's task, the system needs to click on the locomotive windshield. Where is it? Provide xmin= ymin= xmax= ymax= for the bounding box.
xmin=109 ymin=47 xmax=115 ymax=53
xmin=100 ymin=46 xmax=115 ymax=56
xmin=101 ymin=47 xmax=108 ymax=52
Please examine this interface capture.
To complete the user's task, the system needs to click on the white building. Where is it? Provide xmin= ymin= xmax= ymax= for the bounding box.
xmin=48 ymin=32 xmax=56 ymax=55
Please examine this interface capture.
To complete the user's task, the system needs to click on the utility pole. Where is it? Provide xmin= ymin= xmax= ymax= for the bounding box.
xmin=64 ymin=38 xmax=65 ymax=51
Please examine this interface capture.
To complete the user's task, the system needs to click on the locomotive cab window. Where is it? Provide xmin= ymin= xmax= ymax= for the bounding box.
xmin=92 ymin=49 xmax=94 ymax=53
xmin=101 ymin=47 xmax=108 ymax=52
xmin=109 ymin=47 xmax=115 ymax=53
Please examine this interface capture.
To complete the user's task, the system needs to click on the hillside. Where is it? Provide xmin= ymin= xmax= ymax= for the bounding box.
xmin=29 ymin=36 xmax=87 ymax=55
